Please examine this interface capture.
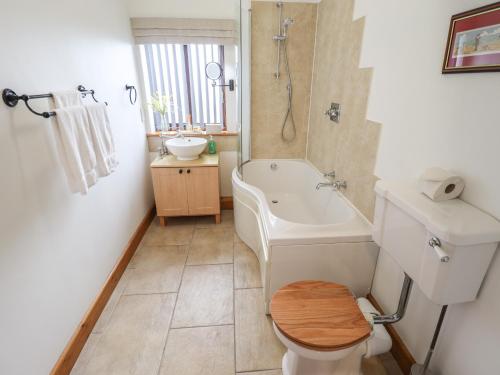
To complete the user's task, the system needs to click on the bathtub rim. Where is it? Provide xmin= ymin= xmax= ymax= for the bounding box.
xmin=232 ymin=159 xmax=374 ymax=246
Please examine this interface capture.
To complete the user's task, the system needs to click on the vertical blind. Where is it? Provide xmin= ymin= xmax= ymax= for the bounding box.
xmin=139 ymin=43 xmax=225 ymax=130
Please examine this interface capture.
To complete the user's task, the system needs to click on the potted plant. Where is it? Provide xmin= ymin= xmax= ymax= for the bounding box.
xmin=149 ymin=92 xmax=173 ymax=136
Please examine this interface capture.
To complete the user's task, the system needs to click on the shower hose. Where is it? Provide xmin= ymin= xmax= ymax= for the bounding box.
xmin=281 ymin=39 xmax=296 ymax=142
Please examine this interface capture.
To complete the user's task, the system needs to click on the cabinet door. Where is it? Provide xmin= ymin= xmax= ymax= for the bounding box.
xmin=151 ymin=168 xmax=189 ymax=216
xmin=186 ymin=167 xmax=220 ymax=216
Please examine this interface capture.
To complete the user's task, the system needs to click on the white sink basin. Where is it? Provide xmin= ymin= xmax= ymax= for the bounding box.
xmin=165 ymin=137 xmax=207 ymax=160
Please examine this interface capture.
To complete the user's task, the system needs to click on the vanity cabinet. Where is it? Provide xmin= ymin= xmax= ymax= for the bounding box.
xmin=151 ymin=154 xmax=220 ymax=225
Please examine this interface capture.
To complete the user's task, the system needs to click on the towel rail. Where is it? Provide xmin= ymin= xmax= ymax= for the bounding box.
xmin=1 ymin=85 xmax=107 ymax=118
xmin=125 ymin=84 xmax=137 ymax=105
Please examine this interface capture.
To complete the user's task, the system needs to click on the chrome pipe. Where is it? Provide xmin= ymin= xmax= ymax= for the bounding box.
xmin=373 ymin=273 xmax=413 ymax=325
xmin=410 ymin=305 xmax=448 ymax=375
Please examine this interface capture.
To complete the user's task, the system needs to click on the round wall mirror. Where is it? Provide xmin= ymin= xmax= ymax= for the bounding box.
xmin=205 ymin=62 xmax=223 ymax=81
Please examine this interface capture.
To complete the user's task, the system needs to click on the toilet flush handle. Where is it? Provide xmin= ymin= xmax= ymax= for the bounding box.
xmin=429 ymin=237 xmax=450 ymax=263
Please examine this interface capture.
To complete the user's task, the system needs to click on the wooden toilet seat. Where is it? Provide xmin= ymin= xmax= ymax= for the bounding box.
xmin=270 ymin=280 xmax=372 ymax=351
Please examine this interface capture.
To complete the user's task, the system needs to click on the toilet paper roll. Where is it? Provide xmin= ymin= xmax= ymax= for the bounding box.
xmin=419 ymin=167 xmax=465 ymax=202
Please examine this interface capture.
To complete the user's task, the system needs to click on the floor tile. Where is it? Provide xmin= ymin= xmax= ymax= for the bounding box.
xmin=141 ymin=218 xmax=194 ymax=246
xmin=124 ymin=246 xmax=187 ymax=295
xmin=234 ymin=232 xmax=244 ymax=244
xmin=172 ymin=264 xmax=233 ymax=328
xmin=84 ymin=294 xmax=176 ymax=375
xmin=234 ymin=242 xmax=262 ymax=289
xmin=235 ymin=288 xmax=285 ymax=372
xmin=381 ymin=354 xmax=404 ymax=375
xmin=159 ymin=325 xmax=235 ymax=375
xmin=70 ymin=333 xmax=101 ymax=375
xmin=362 ymin=356 xmax=388 ymax=375
xmin=196 ymin=210 xmax=234 ymax=228
xmin=238 ymin=371 xmax=282 ymax=375
xmin=187 ymin=227 xmax=234 ymax=265
xmin=93 ymin=269 xmax=132 ymax=333
xmin=166 ymin=216 xmax=198 ymax=226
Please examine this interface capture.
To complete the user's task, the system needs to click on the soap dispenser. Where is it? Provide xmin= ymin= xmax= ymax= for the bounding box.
xmin=208 ymin=135 xmax=217 ymax=154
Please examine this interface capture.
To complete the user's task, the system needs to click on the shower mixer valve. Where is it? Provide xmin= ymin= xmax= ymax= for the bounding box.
xmin=325 ymin=102 xmax=341 ymax=123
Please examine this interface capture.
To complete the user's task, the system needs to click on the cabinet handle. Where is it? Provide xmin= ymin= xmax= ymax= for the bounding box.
xmin=179 ymin=169 xmax=183 ymax=174
xmin=187 ymin=169 xmax=191 ymax=174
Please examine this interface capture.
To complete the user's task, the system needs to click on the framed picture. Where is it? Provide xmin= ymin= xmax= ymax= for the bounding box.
xmin=443 ymin=2 xmax=500 ymax=73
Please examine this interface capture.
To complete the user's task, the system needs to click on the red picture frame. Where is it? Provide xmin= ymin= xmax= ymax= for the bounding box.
xmin=443 ymin=2 xmax=500 ymax=73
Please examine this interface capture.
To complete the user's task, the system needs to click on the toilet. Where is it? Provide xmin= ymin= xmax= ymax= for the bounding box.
xmin=271 ymin=180 xmax=500 ymax=375
xmin=270 ymin=280 xmax=392 ymax=375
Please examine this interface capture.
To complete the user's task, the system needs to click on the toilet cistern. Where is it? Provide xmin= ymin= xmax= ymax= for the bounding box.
xmin=373 ymin=180 xmax=500 ymax=306
xmin=372 ymin=180 xmax=500 ymax=374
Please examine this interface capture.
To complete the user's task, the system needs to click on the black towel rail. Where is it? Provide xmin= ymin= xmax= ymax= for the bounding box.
xmin=125 ymin=84 xmax=137 ymax=105
xmin=1 ymin=85 xmax=106 ymax=118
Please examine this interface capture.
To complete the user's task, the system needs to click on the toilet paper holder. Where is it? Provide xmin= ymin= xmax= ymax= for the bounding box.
xmin=429 ymin=237 xmax=450 ymax=263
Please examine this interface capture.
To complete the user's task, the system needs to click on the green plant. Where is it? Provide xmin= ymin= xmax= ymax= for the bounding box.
xmin=149 ymin=92 xmax=173 ymax=116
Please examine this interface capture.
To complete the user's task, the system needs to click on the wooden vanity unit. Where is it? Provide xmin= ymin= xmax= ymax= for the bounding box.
xmin=151 ymin=154 xmax=221 ymax=226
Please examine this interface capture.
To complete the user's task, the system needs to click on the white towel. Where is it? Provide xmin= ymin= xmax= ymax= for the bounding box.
xmin=52 ymin=90 xmax=83 ymax=108
xmin=53 ymin=106 xmax=98 ymax=194
xmin=85 ymin=103 xmax=118 ymax=177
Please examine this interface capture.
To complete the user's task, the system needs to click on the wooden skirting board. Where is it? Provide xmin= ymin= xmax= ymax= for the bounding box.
xmin=50 ymin=206 xmax=156 ymax=375
xmin=220 ymin=196 xmax=233 ymax=210
xmin=367 ymin=293 xmax=416 ymax=375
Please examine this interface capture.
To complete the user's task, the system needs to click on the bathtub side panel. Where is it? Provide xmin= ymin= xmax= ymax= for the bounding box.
xmin=269 ymin=242 xmax=380 ymax=300
xmin=234 ymin=196 xmax=260 ymax=253
xmin=233 ymin=177 xmax=272 ymax=312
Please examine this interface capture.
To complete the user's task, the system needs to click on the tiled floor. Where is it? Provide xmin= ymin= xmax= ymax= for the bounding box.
xmin=71 ymin=210 xmax=403 ymax=375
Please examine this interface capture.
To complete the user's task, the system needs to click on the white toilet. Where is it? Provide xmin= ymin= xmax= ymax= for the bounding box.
xmin=271 ymin=180 xmax=500 ymax=375
xmin=271 ymin=281 xmax=391 ymax=375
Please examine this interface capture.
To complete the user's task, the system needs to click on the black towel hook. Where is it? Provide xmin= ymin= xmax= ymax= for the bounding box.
xmin=125 ymin=84 xmax=137 ymax=105
xmin=77 ymin=85 xmax=107 ymax=105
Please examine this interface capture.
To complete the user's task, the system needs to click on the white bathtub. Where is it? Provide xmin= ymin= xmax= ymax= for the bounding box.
xmin=232 ymin=159 xmax=379 ymax=311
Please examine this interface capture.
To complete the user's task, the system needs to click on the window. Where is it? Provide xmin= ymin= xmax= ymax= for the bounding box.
xmin=139 ymin=43 xmax=226 ymax=131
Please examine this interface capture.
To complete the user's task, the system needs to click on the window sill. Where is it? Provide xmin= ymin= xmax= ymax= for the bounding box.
xmin=146 ymin=130 xmax=238 ymax=138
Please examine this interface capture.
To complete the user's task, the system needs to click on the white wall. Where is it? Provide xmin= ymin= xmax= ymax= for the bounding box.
xmin=353 ymin=0 xmax=500 ymax=373
xmin=0 ymin=1 xmax=153 ymax=374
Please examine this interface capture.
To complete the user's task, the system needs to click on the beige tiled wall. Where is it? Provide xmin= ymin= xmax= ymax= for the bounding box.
xmin=251 ymin=1 xmax=317 ymax=159
xmin=306 ymin=0 xmax=381 ymax=221
xmin=147 ymin=134 xmax=238 ymax=153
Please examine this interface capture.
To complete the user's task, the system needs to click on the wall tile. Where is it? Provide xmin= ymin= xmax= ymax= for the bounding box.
xmin=251 ymin=1 xmax=317 ymax=159
xmin=306 ymin=0 xmax=381 ymax=222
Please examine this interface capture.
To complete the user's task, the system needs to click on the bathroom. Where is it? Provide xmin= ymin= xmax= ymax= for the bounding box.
xmin=1 ymin=0 xmax=500 ymax=374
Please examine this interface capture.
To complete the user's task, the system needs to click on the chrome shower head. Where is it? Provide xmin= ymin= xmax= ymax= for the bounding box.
xmin=283 ymin=18 xmax=294 ymax=28
xmin=281 ymin=18 xmax=294 ymax=38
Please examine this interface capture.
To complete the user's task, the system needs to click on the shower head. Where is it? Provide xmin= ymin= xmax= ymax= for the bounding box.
xmin=273 ymin=17 xmax=294 ymax=41
xmin=281 ymin=18 xmax=294 ymax=38
xmin=283 ymin=18 xmax=294 ymax=28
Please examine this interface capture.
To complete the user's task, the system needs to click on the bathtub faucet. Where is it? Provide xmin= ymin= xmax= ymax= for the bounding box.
xmin=333 ymin=180 xmax=347 ymax=190
xmin=316 ymin=182 xmax=334 ymax=190
xmin=316 ymin=180 xmax=347 ymax=191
